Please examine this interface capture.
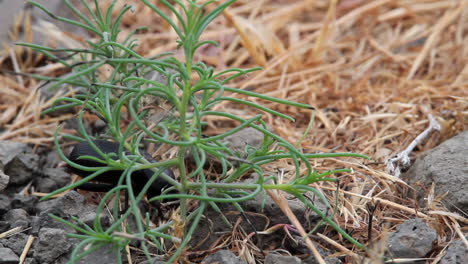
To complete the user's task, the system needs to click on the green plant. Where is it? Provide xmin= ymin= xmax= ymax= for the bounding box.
xmin=20 ymin=0 xmax=369 ymax=263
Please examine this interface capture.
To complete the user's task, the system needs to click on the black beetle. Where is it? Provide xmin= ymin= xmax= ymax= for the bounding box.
xmin=67 ymin=139 xmax=175 ymax=200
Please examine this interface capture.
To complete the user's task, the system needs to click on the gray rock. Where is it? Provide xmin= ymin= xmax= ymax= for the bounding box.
xmin=36 ymin=191 xmax=91 ymax=217
xmin=37 ymin=207 xmax=72 ymax=232
xmin=23 ymin=258 xmax=37 ymax=264
xmin=302 ymin=245 xmax=341 ymax=264
xmin=264 ymin=254 xmax=301 ymax=264
xmin=387 ymin=218 xmax=437 ymax=258
xmin=1 ymin=232 xmax=28 ymax=256
xmin=0 ymin=141 xmax=27 ymax=168
xmin=0 ymin=0 xmax=24 ymax=45
xmin=36 ymin=191 xmax=108 ymax=232
xmin=33 ymin=228 xmax=71 ymax=263
xmin=80 ymin=211 xmax=110 ymax=230
xmin=0 ymin=0 xmax=88 ymax=45
xmin=76 ymin=244 xmax=119 ymax=264
xmin=137 ymin=255 xmax=166 ymax=264
xmin=403 ymin=131 xmax=468 ymax=213
xmin=0 ymin=170 xmax=8 ymax=192
xmin=0 ymin=247 xmax=19 ymax=264
xmin=11 ymin=194 xmax=38 ymax=214
xmin=439 ymin=239 xmax=468 ymax=264
xmin=30 ymin=216 xmax=40 ymax=236
xmin=0 ymin=194 xmax=11 ymax=215
xmin=202 ymin=250 xmax=247 ymax=264
xmin=224 ymin=127 xmax=265 ymax=155
xmin=303 ymin=255 xmax=341 ymax=264
xmin=0 ymin=221 xmax=10 ymax=233
xmin=41 ymin=150 xmax=62 ymax=170
xmin=3 ymin=209 xmax=30 ymax=229
xmin=4 ymin=153 xmax=39 ymax=186
xmin=34 ymin=167 xmax=71 ymax=192
xmin=191 ymin=192 xmax=327 ymax=251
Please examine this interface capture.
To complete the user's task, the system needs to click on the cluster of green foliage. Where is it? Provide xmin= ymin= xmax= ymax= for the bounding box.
xmin=20 ymin=0 xmax=368 ymax=263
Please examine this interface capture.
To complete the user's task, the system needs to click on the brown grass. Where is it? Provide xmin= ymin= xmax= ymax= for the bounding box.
xmin=0 ymin=0 xmax=467 ymax=263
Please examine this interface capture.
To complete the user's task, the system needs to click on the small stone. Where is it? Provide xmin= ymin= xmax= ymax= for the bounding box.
xmin=0 ymin=194 xmax=11 ymax=215
xmin=11 ymin=194 xmax=38 ymax=214
xmin=403 ymin=131 xmax=468 ymax=212
xmin=37 ymin=207 xmax=72 ymax=232
xmin=223 ymin=127 xmax=265 ymax=155
xmin=0 ymin=141 xmax=27 ymax=167
xmin=33 ymin=228 xmax=71 ymax=263
xmin=3 ymin=209 xmax=30 ymax=229
xmin=0 ymin=170 xmax=8 ymax=191
xmin=0 ymin=247 xmax=20 ymax=264
xmin=30 ymin=216 xmax=41 ymax=236
xmin=439 ymin=239 xmax=468 ymax=264
xmin=76 ymin=244 xmax=119 ymax=264
xmin=202 ymin=250 xmax=247 ymax=264
xmin=4 ymin=153 xmax=39 ymax=186
xmin=264 ymin=254 xmax=302 ymax=264
xmin=36 ymin=191 xmax=87 ymax=216
xmin=34 ymin=168 xmax=71 ymax=193
xmin=0 ymin=222 xmax=10 ymax=233
xmin=387 ymin=218 xmax=437 ymax=258
xmin=1 ymin=233 xmax=29 ymax=256
xmin=23 ymin=258 xmax=37 ymax=264
xmin=302 ymin=245 xmax=342 ymax=264
xmin=80 ymin=212 xmax=110 ymax=230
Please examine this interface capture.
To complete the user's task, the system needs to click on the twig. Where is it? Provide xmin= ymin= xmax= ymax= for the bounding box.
xmin=19 ymin=235 xmax=35 ymax=264
xmin=386 ymin=113 xmax=441 ymax=178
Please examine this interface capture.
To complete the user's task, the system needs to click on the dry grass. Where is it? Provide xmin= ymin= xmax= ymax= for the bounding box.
xmin=0 ymin=0 xmax=467 ymax=263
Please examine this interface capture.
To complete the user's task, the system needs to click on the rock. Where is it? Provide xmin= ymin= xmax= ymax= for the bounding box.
xmin=0 ymin=141 xmax=27 ymax=168
xmin=0 ymin=222 xmax=10 ymax=233
xmin=138 ymin=255 xmax=166 ymax=264
xmin=387 ymin=218 xmax=437 ymax=258
xmin=3 ymin=209 xmax=30 ymax=229
xmin=0 ymin=247 xmax=20 ymax=264
xmin=439 ymin=239 xmax=468 ymax=264
xmin=76 ymin=244 xmax=119 ymax=264
xmin=1 ymin=233 xmax=29 ymax=256
xmin=30 ymin=216 xmax=41 ymax=236
xmin=264 ymin=254 xmax=301 ymax=264
xmin=0 ymin=194 xmax=11 ymax=216
xmin=403 ymin=131 xmax=468 ymax=212
xmin=23 ymin=258 xmax=37 ymax=264
xmin=302 ymin=245 xmax=341 ymax=264
xmin=11 ymin=194 xmax=38 ymax=214
xmin=202 ymin=250 xmax=247 ymax=264
xmin=0 ymin=170 xmax=8 ymax=192
xmin=0 ymin=1 xmax=24 ymax=45
xmin=0 ymin=0 xmax=88 ymax=45
xmin=33 ymin=228 xmax=71 ymax=263
xmin=191 ymin=192 xmax=327 ymax=252
xmin=34 ymin=168 xmax=71 ymax=193
xmin=4 ymin=153 xmax=39 ymax=186
xmin=80 ymin=211 xmax=110 ymax=230
xmin=223 ymin=127 xmax=265 ymax=155
xmin=37 ymin=207 xmax=72 ymax=232
xmin=41 ymin=150 xmax=62 ymax=170
xmin=35 ymin=191 xmax=108 ymax=232
xmin=36 ymin=191 xmax=91 ymax=217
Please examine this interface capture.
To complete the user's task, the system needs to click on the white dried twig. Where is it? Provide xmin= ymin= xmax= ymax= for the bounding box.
xmin=386 ymin=113 xmax=441 ymax=177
